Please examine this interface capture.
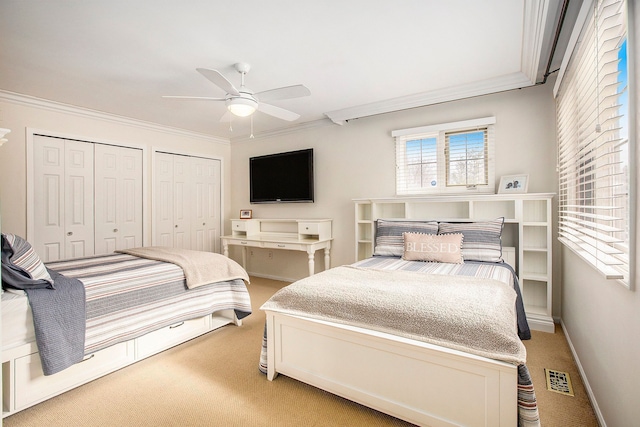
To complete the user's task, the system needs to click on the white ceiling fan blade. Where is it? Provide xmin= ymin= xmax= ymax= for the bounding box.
xmin=162 ymin=95 xmax=226 ymax=101
xmin=255 ymin=85 xmax=310 ymax=102
xmin=258 ymin=103 xmax=300 ymax=121
xmin=196 ymin=68 xmax=240 ymax=96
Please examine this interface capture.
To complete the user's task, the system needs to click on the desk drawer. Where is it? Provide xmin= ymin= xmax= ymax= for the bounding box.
xmin=298 ymin=222 xmax=320 ymax=235
xmin=236 ymin=240 xmax=261 ymax=247
xmin=232 ymin=221 xmax=247 ymax=232
xmin=264 ymin=242 xmax=303 ymax=251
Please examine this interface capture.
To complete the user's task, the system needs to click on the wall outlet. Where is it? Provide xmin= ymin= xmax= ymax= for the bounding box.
xmin=268 ymin=251 xmax=273 ymax=259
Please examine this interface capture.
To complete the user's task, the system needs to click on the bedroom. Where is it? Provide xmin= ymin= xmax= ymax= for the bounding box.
xmin=0 ymin=1 xmax=638 ymax=426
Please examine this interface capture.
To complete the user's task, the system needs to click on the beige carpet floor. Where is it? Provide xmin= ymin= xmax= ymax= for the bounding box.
xmin=4 ymin=276 xmax=599 ymax=426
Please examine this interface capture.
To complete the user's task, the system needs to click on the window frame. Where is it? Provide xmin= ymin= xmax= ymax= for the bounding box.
xmin=392 ymin=117 xmax=496 ymax=195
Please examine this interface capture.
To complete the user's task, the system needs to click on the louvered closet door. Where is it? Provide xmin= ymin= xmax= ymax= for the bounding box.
xmin=33 ymin=136 xmax=94 ymax=262
xmin=191 ymin=157 xmax=221 ymax=252
xmin=94 ymin=144 xmax=143 ymax=254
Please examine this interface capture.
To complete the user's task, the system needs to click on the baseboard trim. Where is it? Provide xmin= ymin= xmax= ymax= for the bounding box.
xmin=246 ymin=272 xmax=295 ymax=284
xmin=560 ymin=319 xmax=606 ymax=427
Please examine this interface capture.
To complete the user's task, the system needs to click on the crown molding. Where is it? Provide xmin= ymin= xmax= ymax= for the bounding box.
xmin=324 ymin=1 xmax=551 ymax=125
xmin=324 ymin=71 xmax=535 ymax=124
xmin=521 ymin=0 xmax=552 ymax=83
xmin=0 ymin=90 xmax=230 ymax=145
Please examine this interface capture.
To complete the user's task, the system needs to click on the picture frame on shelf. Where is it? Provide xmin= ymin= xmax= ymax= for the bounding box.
xmin=497 ymin=174 xmax=529 ymax=194
xmin=239 ymin=209 xmax=252 ymax=219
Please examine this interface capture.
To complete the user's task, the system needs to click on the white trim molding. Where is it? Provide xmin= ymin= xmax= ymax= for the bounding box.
xmin=0 ymin=90 xmax=229 ymax=145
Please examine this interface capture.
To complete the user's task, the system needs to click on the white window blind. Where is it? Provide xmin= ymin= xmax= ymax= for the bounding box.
xmin=393 ymin=117 xmax=495 ymax=195
xmin=555 ymin=0 xmax=633 ymax=286
xmin=445 ymin=129 xmax=489 ymax=187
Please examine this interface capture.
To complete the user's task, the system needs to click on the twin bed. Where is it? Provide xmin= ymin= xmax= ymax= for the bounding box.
xmin=1 ymin=234 xmax=252 ymax=417
xmin=260 ymin=219 xmax=540 ymax=427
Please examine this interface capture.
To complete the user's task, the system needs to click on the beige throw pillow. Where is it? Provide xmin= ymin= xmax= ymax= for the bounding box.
xmin=402 ymin=232 xmax=464 ymax=264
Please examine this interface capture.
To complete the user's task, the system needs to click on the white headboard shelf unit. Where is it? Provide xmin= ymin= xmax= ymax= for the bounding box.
xmin=354 ymin=193 xmax=555 ymax=332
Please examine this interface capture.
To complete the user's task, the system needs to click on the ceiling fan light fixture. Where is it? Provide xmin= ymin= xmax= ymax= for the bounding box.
xmin=227 ymin=97 xmax=258 ymax=117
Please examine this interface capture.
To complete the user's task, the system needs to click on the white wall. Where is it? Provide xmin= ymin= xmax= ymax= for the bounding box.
xmin=229 ymin=82 xmax=560 ymax=310
xmin=558 ymin=3 xmax=640 ymax=426
xmin=0 ymin=94 xmax=232 ymax=244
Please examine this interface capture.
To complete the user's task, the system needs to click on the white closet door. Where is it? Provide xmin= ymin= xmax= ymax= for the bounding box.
xmin=172 ymin=155 xmax=192 ymax=249
xmin=94 ymin=144 xmax=143 ymax=254
xmin=154 ymin=152 xmax=222 ymax=252
xmin=154 ymin=152 xmax=175 ymax=247
xmin=191 ymin=157 xmax=221 ymax=252
xmin=33 ymin=136 xmax=94 ymax=262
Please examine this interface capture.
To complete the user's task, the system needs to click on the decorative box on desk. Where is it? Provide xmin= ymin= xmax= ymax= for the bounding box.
xmin=221 ymin=218 xmax=332 ymax=276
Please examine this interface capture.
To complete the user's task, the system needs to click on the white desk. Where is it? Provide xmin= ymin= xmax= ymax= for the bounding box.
xmin=221 ymin=219 xmax=332 ymax=277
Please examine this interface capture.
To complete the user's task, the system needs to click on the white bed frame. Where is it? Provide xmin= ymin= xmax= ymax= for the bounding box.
xmin=2 ymin=309 xmax=241 ymax=417
xmin=264 ymin=311 xmax=518 ymax=427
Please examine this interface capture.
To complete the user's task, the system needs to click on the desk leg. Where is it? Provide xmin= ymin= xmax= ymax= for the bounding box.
xmin=307 ymin=249 xmax=315 ymax=276
xmin=241 ymin=246 xmax=248 ymax=270
xmin=222 ymin=241 xmax=229 ymax=258
xmin=324 ymin=246 xmax=331 ymax=271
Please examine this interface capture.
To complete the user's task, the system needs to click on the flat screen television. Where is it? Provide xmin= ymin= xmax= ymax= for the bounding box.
xmin=250 ymin=148 xmax=314 ymax=203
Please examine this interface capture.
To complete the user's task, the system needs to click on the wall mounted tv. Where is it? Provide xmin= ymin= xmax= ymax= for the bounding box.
xmin=250 ymin=148 xmax=314 ymax=204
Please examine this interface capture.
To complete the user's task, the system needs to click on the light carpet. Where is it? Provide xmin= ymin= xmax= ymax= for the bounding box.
xmin=4 ymin=276 xmax=598 ymax=427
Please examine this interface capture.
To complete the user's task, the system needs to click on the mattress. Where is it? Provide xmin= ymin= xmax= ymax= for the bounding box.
xmin=2 ymin=290 xmax=35 ymax=350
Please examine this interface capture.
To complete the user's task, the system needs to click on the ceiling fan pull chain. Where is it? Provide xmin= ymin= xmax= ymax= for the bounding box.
xmin=250 ymin=115 xmax=255 ymax=139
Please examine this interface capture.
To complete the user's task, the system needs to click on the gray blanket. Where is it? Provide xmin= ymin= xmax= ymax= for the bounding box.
xmin=24 ymin=269 xmax=86 ymax=375
xmin=262 ymin=265 xmax=526 ymax=364
xmin=1 ymin=235 xmax=86 ymax=375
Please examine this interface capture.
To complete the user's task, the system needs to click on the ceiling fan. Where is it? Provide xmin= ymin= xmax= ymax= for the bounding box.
xmin=163 ymin=62 xmax=310 ymax=122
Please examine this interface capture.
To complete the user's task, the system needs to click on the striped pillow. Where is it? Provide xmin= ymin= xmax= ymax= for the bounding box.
xmin=437 ymin=218 xmax=504 ymax=262
xmin=374 ymin=220 xmax=439 ymax=257
xmin=2 ymin=233 xmax=54 ymax=285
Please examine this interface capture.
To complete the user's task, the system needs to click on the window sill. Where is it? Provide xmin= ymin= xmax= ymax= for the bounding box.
xmin=559 ymin=237 xmax=631 ymax=289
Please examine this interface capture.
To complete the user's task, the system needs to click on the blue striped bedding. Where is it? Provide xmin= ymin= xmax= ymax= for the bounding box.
xmin=32 ymin=253 xmax=252 ymax=374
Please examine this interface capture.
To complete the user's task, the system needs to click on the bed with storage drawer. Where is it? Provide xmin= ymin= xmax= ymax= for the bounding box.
xmin=1 ymin=234 xmax=252 ymax=417
xmin=259 ymin=219 xmax=540 ymax=427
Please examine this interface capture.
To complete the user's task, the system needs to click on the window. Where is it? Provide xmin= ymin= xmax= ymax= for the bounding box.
xmin=446 ymin=130 xmax=488 ymax=187
xmin=555 ymin=0 xmax=634 ymax=288
xmin=393 ymin=117 xmax=496 ymax=195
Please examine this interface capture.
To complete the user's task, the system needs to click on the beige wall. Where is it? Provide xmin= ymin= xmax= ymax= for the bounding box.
xmin=0 ymin=95 xmax=232 ymax=245
xmin=229 ymin=82 xmax=559 ymax=304
xmin=558 ymin=3 xmax=640 ymax=426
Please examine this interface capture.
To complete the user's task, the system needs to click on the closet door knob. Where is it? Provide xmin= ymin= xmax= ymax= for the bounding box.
xmin=113 ymin=228 xmax=118 ymax=233
xmin=67 ymin=232 xmax=73 ymax=236
xmin=175 ymin=225 xmax=178 ymax=228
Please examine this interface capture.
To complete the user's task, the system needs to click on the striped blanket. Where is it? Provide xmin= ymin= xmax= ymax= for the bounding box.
xmin=36 ymin=253 xmax=252 ymax=373
xmin=259 ymin=258 xmax=539 ymax=426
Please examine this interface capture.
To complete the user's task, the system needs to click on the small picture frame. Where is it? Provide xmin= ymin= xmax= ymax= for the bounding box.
xmin=498 ymin=174 xmax=529 ymax=194
xmin=239 ymin=209 xmax=252 ymax=219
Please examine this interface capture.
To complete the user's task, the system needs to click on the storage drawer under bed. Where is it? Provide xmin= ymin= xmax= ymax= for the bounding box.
xmin=13 ymin=340 xmax=134 ymax=411
xmin=136 ymin=315 xmax=211 ymax=359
